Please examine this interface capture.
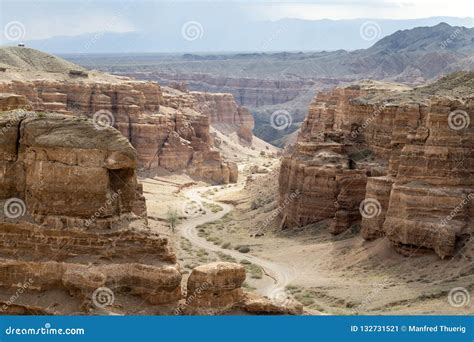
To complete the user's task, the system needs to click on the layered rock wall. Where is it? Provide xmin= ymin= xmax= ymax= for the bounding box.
xmin=133 ymin=71 xmax=314 ymax=107
xmin=0 ymin=112 xmax=182 ymax=313
xmin=279 ymin=77 xmax=473 ymax=258
xmin=191 ymin=91 xmax=255 ymax=143
xmin=0 ymin=79 xmax=237 ymax=184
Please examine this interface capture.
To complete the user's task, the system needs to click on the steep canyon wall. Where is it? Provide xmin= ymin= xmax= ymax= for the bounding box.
xmin=278 ymin=75 xmax=474 ymax=258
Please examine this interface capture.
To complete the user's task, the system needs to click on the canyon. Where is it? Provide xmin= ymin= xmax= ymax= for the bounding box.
xmin=0 ymin=47 xmax=300 ymax=315
xmin=0 ymin=23 xmax=473 ymax=315
xmin=67 ymin=23 xmax=474 ymax=146
xmin=0 ymin=47 xmax=258 ymax=184
xmin=278 ymin=72 xmax=473 ymax=258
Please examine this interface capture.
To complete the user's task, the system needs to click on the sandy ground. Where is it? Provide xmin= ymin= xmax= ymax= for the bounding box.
xmin=142 ymin=128 xmax=473 ymax=315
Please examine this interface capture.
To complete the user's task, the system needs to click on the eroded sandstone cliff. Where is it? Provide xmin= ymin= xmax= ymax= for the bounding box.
xmin=0 ymin=47 xmax=239 ymax=184
xmin=278 ymin=72 xmax=473 ymax=258
xmin=0 ymin=110 xmax=183 ymax=313
xmin=191 ymin=91 xmax=255 ymax=143
xmin=0 ymin=106 xmax=295 ymax=314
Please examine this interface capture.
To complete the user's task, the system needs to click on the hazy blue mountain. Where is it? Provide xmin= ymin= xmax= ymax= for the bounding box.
xmin=16 ymin=17 xmax=474 ymax=54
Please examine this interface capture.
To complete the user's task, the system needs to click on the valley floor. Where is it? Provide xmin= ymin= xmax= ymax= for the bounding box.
xmin=143 ymin=158 xmax=473 ymax=315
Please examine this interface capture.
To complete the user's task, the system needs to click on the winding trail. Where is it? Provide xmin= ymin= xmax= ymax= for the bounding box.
xmin=179 ymin=185 xmax=295 ymax=300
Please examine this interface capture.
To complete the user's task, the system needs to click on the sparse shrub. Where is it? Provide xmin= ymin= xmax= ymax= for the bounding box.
xmin=250 ymin=198 xmax=265 ymax=210
xmin=238 ymin=246 xmax=250 ymax=253
xmin=166 ymin=207 xmax=180 ymax=232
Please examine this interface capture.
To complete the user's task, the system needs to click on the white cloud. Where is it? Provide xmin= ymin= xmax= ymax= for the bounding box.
xmin=249 ymin=0 xmax=474 ymax=20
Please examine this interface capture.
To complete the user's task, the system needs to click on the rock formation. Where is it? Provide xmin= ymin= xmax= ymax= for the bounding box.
xmin=0 ymin=110 xmax=182 ymax=314
xmin=191 ymin=91 xmax=255 ymax=143
xmin=0 ymin=107 xmax=293 ymax=314
xmin=124 ymin=71 xmax=316 ymax=108
xmin=0 ymin=47 xmax=238 ymax=184
xmin=279 ymin=72 xmax=473 ymax=258
xmin=179 ymin=262 xmax=302 ymax=315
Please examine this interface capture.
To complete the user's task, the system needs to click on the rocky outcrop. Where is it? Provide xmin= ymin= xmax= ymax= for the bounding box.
xmin=186 ymin=262 xmax=245 ymax=309
xmin=179 ymin=262 xmax=302 ymax=315
xmin=0 ymin=80 xmax=236 ymax=184
xmin=0 ymin=111 xmax=183 ymax=314
xmin=279 ymin=73 xmax=474 ymax=258
xmin=0 ymin=112 xmax=287 ymax=315
xmin=1 ymin=112 xmax=142 ymax=228
xmin=0 ymin=93 xmax=30 ymax=111
xmin=192 ymin=92 xmax=255 ymax=143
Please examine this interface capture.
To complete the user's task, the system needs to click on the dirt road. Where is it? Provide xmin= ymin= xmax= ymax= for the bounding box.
xmin=178 ymin=185 xmax=295 ymax=304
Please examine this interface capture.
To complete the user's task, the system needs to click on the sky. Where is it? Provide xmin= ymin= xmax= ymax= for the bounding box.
xmin=1 ymin=0 xmax=473 ymax=41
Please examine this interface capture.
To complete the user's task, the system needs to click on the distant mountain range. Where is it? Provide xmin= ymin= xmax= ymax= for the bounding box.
xmin=62 ymin=22 xmax=474 ymax=146
xmin=11 ymin=17 xmax=474 ymax=54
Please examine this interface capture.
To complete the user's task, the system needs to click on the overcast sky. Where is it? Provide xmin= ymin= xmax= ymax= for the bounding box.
xmin=1 ymin=0 xmax=473 ymax=41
